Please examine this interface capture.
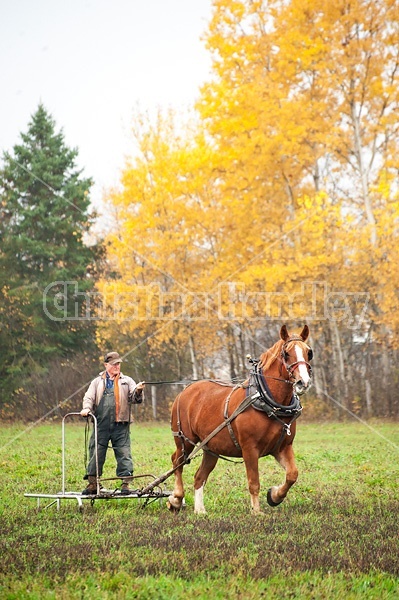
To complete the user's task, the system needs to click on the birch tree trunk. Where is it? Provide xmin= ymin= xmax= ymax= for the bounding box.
xmin=151 ymin=385 xmax=157 ymax=420
xmin=188 ymin=333 xmax=199 ymax=380
xmin=350 ymin=100 xmax=377 ymax=247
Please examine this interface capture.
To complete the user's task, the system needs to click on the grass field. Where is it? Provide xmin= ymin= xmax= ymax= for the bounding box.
xmin=1 ymin=418 xmax=399 ymax=599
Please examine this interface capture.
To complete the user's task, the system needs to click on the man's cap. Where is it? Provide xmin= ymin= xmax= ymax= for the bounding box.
xmin=104 ymin=351 xmax=123 ymax=365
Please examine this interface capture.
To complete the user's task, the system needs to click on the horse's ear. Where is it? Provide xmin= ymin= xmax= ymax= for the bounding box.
xmin=280 ymin=325 xmax=290 ymax=341
xmin=300 ymin=325 xmax=309 ymax=341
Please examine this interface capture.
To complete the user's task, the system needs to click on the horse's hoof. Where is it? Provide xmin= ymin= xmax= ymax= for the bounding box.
xmin=194 ymin=508 xmax=207 ymax=515
xmin=167 ymin=495 xmax=182 ymax=512
xmin=267 ymin=487 xmax=283 ymax=507
xmin=167 ymin=501 xmax=180 ymax=513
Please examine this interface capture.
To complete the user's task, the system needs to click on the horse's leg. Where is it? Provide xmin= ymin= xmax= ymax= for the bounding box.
xmin=242 ymin=447 xmax=262 ymax=514
xmin=267 ymin=444 xmax=298 ymax=507
xmin=193 ymin=452 xmax=219 ymax=515
xmin=167 ymin=445 xmax=186 ymax=512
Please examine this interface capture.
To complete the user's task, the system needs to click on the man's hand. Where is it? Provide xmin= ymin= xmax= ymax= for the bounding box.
xmin=129 ymin=381 xmax=145 ymax=404
xmin=80 ymin=408 xmax=90 ymax=417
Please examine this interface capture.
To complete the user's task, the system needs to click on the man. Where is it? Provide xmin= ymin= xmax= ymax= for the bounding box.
xmin=80 ymin=351 xmax=145 ymax=495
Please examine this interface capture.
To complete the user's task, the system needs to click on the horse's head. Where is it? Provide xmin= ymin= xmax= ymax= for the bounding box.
xmin=280 ymin=324 xmax=313 ymax=396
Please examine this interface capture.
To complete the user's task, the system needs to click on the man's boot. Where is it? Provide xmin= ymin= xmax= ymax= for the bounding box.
xmin=120 ymin=476 xmax=133 ymax=495
xmin=82 ymin=475 xmax=97 ymax=495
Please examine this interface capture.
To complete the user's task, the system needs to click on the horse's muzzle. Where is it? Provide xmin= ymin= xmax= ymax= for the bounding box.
xmin=294 ymin=380 xmax=312 ymax=396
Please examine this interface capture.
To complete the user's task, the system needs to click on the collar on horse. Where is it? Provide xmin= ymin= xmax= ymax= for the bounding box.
xmin=247 ymin=358 xmax=302 ymax=423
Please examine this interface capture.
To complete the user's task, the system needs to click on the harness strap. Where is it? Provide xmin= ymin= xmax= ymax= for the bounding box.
xmin=173 ymin=391 xmax=256 ymax=454
xmin=144 ymin=391 xmax=259 ymax=495
xmin=172 ymin=385 xmax=248 ymax=460
xmin=172 ymin=430 xmax=242 ymax=463
xmin=173 ymin=391 xmax=193 ymax=463
xmin=223 ymin=385 xmax=242 ymax=450
xmin=269 ymin=412 xmax=301 ymax=455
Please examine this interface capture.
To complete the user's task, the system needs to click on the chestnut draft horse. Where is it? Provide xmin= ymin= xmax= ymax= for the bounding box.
xmin=168 ymin=325 xmax=313 ymax=514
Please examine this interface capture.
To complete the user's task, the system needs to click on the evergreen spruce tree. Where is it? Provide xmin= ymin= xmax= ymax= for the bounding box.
xmin=0 ymin=104 xmax=102 ymax=415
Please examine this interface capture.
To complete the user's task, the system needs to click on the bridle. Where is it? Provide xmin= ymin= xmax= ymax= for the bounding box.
xmin=247 ymin=337 xmax=313 ymax=390
xmin=280 ymin=337 xmax=313 ymax=387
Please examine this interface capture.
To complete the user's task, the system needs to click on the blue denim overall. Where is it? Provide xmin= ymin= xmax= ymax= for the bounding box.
xmin=86 ymin=384 xmax=133 ymax=479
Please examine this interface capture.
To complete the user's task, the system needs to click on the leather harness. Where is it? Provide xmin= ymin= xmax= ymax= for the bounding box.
xmin=172 ymin=360 xmax=303 ymax=461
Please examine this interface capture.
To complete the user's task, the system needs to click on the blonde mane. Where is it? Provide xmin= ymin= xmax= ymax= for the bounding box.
xmin=259 ymin=337 xmax=308 ymax=371
xmin=259 ymin=339 xmax=284 ymax=370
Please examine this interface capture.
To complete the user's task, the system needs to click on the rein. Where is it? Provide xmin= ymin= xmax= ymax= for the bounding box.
xmin=143 ymin=379 xmax=194 ymax=385
xmin=143 ymin=378 xmax=239 ymax=386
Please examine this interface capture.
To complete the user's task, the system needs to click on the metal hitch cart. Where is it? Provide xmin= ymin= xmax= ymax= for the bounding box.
xmin=24 ymin=412 xmax=172 ymax=511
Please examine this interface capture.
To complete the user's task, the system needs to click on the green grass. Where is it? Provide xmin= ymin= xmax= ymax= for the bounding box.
xmin=1 ymin=419 xmax=399 ymax=598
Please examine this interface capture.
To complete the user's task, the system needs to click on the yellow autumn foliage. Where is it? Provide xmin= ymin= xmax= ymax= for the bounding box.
xmin=97 ymin=0 xmax=399 ymax=390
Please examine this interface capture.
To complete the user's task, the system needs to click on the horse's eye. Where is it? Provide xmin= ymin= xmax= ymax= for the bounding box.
xmin=283 ymin=351 xmax=289 ymax=361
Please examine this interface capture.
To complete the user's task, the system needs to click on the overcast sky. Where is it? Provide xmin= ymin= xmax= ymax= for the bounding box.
xmin=1 ymin=0 xmax=214 ymax=215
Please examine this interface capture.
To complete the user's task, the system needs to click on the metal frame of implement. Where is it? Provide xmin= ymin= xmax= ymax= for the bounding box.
xmin=24 ymin=412 xmax=172 ymax=511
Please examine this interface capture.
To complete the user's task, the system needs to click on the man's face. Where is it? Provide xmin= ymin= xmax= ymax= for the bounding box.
xmin=105 ymin=362 xmax=121 ymax=377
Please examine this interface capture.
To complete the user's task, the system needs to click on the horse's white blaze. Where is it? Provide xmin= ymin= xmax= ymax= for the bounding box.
xmin=194 ymin=484 xmax=206 ymax=514
xmin=294 ymin=345 xmax=311 ymax=386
